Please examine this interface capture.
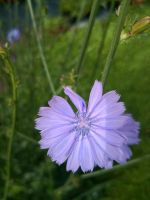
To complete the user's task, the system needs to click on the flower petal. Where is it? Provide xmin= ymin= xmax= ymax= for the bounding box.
xmin=48 ymin=131 xmax=76 ymax=165
xmin=118 ymin=115 xmax=140 ymax=144
xmin=66 ymin=135 xmax=82 ymax=172
xmin=79 ymin=135 xmax=94 ymax=172
xmin=91 ymin=130 xmax=131 ymax=164
xmin=35 ymin=116 xmax=73 ymax=131
xmin=39 ymin=133 xmax=64 ymax=149
xmin=91 ymin=127 xmax=127 ymax=147
xmin=87 ymin=80 xmax=103 ymax=114
xmin=35 ymin=99 xmax=76 ymax=131
xmin=48 ymin=96 xmax=75 ymax=118
xmin=88 ymin=90 xmax=120 ymax=118
xmin=89 ymin=136 xmax=112 ymax=169
xmin=39 ymin=125 xmax=74 ymax=149
xmin=38 ymin=107 xmax=75 ymax=123
xmin=102 ymin=90 xmax=120 ymax=103
xmin=40 ymin=124 xmax=74 ymax=139
xmin=90 ymin=102 xmax=125 ymax=120
xmin=92 ymin=115 xmax=129 ymax=129
xmin=64 ymin=86 xmax=86 ymax=112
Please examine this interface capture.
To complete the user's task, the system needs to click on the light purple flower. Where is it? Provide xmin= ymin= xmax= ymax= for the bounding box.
xmin=35 ymin=80 xmax=140 ymax=173
xmin=7 ymin=28 xmax=21 ymax=44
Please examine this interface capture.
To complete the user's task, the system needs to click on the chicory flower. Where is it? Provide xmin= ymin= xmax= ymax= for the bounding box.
xmin=35 ymin=80 xmax=140 ymax=172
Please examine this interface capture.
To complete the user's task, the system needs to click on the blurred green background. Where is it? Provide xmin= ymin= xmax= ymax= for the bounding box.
xmin=0 ymin=0 xmax=150 ymax=199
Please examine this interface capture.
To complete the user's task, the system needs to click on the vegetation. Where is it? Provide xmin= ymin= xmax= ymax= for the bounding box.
xmin=0 ymin=0 xmax=150 ymax=199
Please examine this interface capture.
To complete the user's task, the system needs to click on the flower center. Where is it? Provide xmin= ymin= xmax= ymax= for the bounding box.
xmin=75 ymin=112 xmax=91 ymax=136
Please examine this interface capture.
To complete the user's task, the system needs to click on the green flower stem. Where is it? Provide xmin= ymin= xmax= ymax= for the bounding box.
xmin=101 ymin=0 xmax=131 ymax=87
xmin=91 ymin=0 xmax=115 ymax=82
xmin=91 ymin=21 xmax=110 ymax=82
xmin=56 ymin=85 xmax=63 ymax=95
xmin=27 ymin=0 xmax=56 ymax=95
xmin=81 ymin=154 xmax=150 ymax=179
xmin=16 ymin=131 xmax=37 ymax=144
xmin=62 ymin=0 xmax=87 ymax=68
xmin=55 ymin=154 xmax=150 ymax=198
xmin=75 ymin=182 xmax=109 ymax=199
xmin=2 ymin=57 xmax=17 ymax=200
xmin=69 ymin=44 xmax=96 ymax=68
xmin=76 ymin=0 xmax=100 ymax=82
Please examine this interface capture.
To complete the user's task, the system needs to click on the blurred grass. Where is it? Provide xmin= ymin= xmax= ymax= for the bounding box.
xmin=0 ymin=2 xmax=150 ymax=200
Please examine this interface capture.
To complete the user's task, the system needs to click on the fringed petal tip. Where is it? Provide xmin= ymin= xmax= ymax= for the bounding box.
xmin=68 ymin=168 xmax=94 ymax=173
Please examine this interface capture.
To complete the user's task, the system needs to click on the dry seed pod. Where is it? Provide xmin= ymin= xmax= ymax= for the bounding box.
xmin=130 ymin=16 xmax=150 ymax=35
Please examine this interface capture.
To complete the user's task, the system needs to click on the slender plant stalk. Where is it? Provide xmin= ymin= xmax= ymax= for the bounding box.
xmin=7 ymin=2 xmax=12 ymax=28
xmin=91 ymin=21 xmax=109 ymax=81
xmin=27 ymin=0 xmax=56 ymax=95
xmin=76 ymin=0 xmax=100 ymax=82
xmin=58 ymin=0 xmax=87 ymax=94
xmin=101 ymin=0 xmax=131 ymax=87
xmin=14 ymin=1 xmax=19 ymax=25
xmin=2 ymin=56 xmax=17 ymax=200
xmin=17 ymin=131 xmax=37 ymax=144
xmin=69 ymin=43 xmax=97 ymax=69
xmin=81 ymin=154 xmax=150 ymax=179
xmin=73 ymin=182 xmax=109 ymax=200
xmin=56 ymin=85 xmax=63 ymax=95
xmin=91 ymin=0 xmax=115 ymax=81
xmin=75 ymin=155 xmax=150 ymax=199
xmin=62 ymin=0 xmax=87 ymax=68
xmin=55 ymin=154 xmax=150 ymax=197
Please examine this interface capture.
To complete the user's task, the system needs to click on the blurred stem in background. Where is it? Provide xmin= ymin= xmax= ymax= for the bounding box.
xmin=7 ymin=2 xmax=12 ymax=29
xmin=81 ymin=154 xmax=150 ymax=179
xmin=16 ymin=131 xmax=37 ymax=144
xmin=76 ymin=0 xmax=100 ymax=84
xmin=56 ymin=0 xmax=88 ymax=94
xmin=91 ymin=0 xmax=115 ymax=82
xmin=14 ymin=1 xmax=19 ymax=26
xmin=27 ymin=0 xmax=56 ymax=95
xmin=55 ymin=154 xmax=150 ymax=199
xmin=101 ymin=0 xmax=131 ymax=87
xmin=61 ymin=0 xmax=87 ymax=69
xmin=0 ymin=48 xmax=17 ymax=200
xmin=91 ymin=21 xmax=110 ymax=81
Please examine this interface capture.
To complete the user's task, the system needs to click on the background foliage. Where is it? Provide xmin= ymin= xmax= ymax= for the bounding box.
xmin=0 ymin=0 xmax=150 ymax=199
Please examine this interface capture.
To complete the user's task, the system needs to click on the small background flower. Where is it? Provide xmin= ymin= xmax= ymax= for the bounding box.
xmin=7 ymin=28 xmax=21 ymax=44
